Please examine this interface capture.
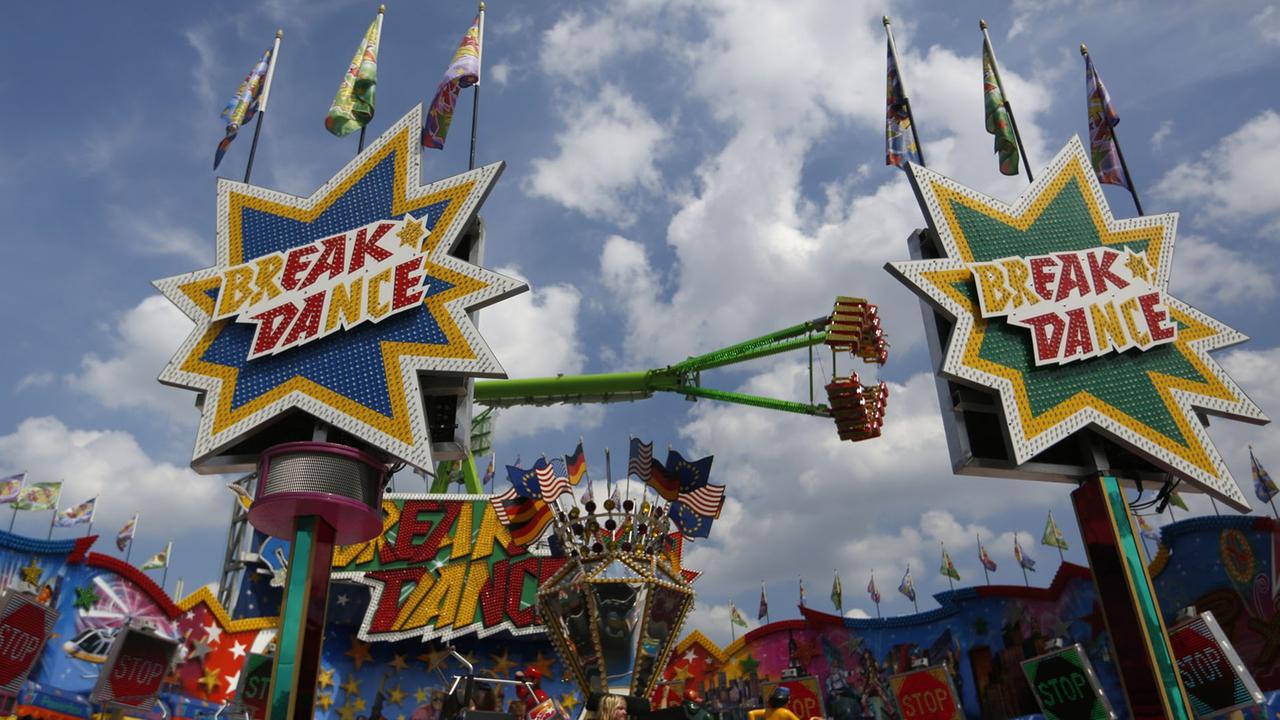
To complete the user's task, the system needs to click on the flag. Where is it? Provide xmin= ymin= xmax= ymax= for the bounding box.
xmin=831 ymin=572 xmax=843 ymax=613
xmin=758 ymin=583 xmax=769 ymax=620
xmin=1168 ymin=490 xmax=1189 ymax=512
xmin=117 ymin=513 xmax=138 ymax=552
xmin=54 ymin=497 xmax=96 ymax=528
xmin=14 ymin=481 xmax=61 ymax=511
xmin=982 ymin=37 xmax=1019 ymax=176
xmin=1015 ymin=537 xmax=1036 ymax=571
xmin=885 ymin=36 xmax=920 ymax=168
xmin=490 ymin=489 xmax=553 ymax=547
xmin=1252 ymin=448 xmax=1278 ymax=503
xmin=979 ymin=542 xmax=998 ymax=572
xmin=227 ymin=481 xmax=253 ymax=511
xmin=0 ymin=473 xmax=25 ymax=504
xmin=423 ymin=12 xmax=482 ymax=149
xmin=540 ymin=458 xmax=573 ymax=504
xmin=214 ymin=48 xmax=272 ymax=170
xmin=142 ymin=541 xmax=172 ymax=571
xmin=940 ymin=548 xmax=960 ymax=581
xmin=505 ymin=462 xmax=542 ymax=499
xmin=1042 ymin=511 xmax=1069 ymax=550
xmin=867 ymin=574 xmax=881 ymax=604
xmin=1137 ymin=514 xmax=1160 ymax=542
xmin=729 ymin=602 xmax=749 ymax=629
xmin=628 ymin=438 xmax=653 ymax=480
xmin=898 ymin=566 xmax=916 ymax=602
xmin=647 ymin=456 xmax=680 ymax=501
xmin=482 ymin=454 xmax=496 ymax=488
xmin=665 ymin=450 xmax=725 ymax=539
xmin=325 ymin=12 xmax=382 ymax=137
xmin=798 ymin=577 xmax=807 ymax=607
xmin=1084 ymin=52 xmax=1129 ymax=188
xmin=565 ymin=443 xmax=588 ymax=486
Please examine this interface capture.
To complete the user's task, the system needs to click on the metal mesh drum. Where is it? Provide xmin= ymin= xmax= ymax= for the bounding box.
xmin=249 ymin=442 xmax=386 ymax=544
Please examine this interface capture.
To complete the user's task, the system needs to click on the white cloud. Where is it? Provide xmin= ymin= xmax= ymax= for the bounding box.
xmin=112 ymin=209 xmax=211 ymax=263
xmin=1151 ymin=120 xmax=1174 ymax=150
xmin=1256 ymin=6 xmax=1280 ymax=45
xmin=480 ymin=268 xmax=604 ymax=440
xmin=1153 ymin=110 xmax=1280 ymax=231
xmin=489 ymin=62 xmax=511 ymax=87
xmin=15 ymin=372 xmax=55 ymax=393
xmin=184 ymin=28 xmax=220 ymax=108
xmin=524 ymin=85 xmax=668 ymax=226
xmin=66 ymin=296 xmax=198 ymax=425
xmin=538 ymin=11 xmax=657 ymax=80
xmin=1170 ymin=234 xmax=1273 ymax=306
xmin=0 ymin=416 xmax=228 ymax=533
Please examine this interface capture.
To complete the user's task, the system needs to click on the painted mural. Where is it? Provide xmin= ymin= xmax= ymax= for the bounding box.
xmin=6 ymin=511 xmax=1280 ymax=719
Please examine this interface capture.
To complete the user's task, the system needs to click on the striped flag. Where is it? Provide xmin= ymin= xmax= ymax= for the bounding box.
xmin=539 ymin=458 xmax=573 ymax=504
xmin=628 ymin=438 xmax=653 ymax=480
xmin=423 ymin=12 xmax=482 ymax=149
xmin=490 ymin=488 xmax=553 ymax=547
xmin=565 ymin=443 xmax=588 ymax=486
xmin=117 ymin=513 xmax=138 ymax=552
xmin=665 ymin=449 xmax=725 ymax=539
xmin=0 ymin=473 xmax=25 ymax=504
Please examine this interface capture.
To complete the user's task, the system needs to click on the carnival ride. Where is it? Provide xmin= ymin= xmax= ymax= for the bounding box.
xmin=424 ymin=296 xmax=891 ymax=494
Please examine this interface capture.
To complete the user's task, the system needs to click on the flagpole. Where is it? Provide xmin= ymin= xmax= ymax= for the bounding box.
xmin=7 ymin=506 xmax=15 ymax=533
xmin=1017 ymin=534 xmax=1029 ymax=587
xmin=883 ymin=16 xmax=926 ymax=167
xmin=980 ymin=20 xmax=1033 ymax=183
xmin=125 ymin=538 xmax=133 ymax=565
xmin=47 ymin=509 xmax=55 ymax=540
xmin=355 ymin=6 xmax=385 ymax=156
xmin=1080 ymin=45 xmax=1144 ymax=215
xmin=468 ymin=2 xmax=486 ymax=170
xmin=605 ymin=447 xmax=613 ymax=497
xmin=730 ymin=605 xmax=736 ymax=643
xmin=244 ymin=30 xmax=283 ymax=184
xmin=1209 ymin=496 xmax=1221 ymax=516
xmin=979 ymin=534 xmax=990 ymax=585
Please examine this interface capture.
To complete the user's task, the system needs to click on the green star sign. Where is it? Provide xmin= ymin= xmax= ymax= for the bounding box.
xmin=887 ymin=137 xmax=1267 ymax=510
xmin=74 ymin=585 xmax=99 ymax=612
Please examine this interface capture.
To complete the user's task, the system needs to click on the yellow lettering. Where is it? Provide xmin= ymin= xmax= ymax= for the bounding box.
xmin=394 ymin=572 xmax=437 ymax=630
xmin=420 ymin=562 xmax=468 ymax=628
xmin=972 ymin=263 xmax=1013 ymax=316
xmin=216 ymin=265 xmax=256 ymax=318
xmin=367 ymin=267 xmax=393 ymax=320
xmin=333 ymin=500 xmax=400 ymax=568
xmin=453 ymin=561 xmax=490 ymax=628
xmin=472 ymin=503 xmax=510 ymax=559
xmin=1000 ymin=258 xmax=1040 ymax=309
xmin=324 ymin=275 xmax=365 ymax=333
xmin=450 ymin=501 xmax=473 ymax=560
xmin=251 ymin=254 xmax=285 ymax=306
xmin=1120 ymin=296 xmax=1151 ymax=346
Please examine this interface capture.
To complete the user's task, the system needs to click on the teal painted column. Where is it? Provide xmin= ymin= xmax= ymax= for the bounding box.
xmin=267 ymin=515 xmax=335 ymax=720
xmin=1072 ymin=474 xmax=1191 ymax=719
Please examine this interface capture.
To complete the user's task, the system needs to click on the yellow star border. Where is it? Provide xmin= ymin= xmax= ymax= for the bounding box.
xmin=886 ymin=137 xmax=1267 ymax=511
xmin=155 ymin=105 xmax=527 ymax=472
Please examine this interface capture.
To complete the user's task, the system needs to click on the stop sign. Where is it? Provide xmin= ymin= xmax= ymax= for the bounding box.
xmin=1169 ymin=611 xmax=1264 ymax=717
xmin=91 ymin=625 xmax=179 ymax=712
xmin=233 ymin=653 xmax=274 ymax=720
xmin=0 ymin=592 xmax=57 ymax=694
xmin=1021 ymin=644 xmax=1115 ymax=720
xmin=889 ymin=666 xmax=962 ymax=720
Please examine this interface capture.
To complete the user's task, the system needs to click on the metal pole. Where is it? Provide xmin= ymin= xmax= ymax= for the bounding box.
xmin=1057 ymin=544 xmax=1065 ymax=564
xmin=125 ymin=539 xmax=133 ymax=565
xmin=469 ymin=3 xmax=486 ymax=170
xmin=1209 ymin=496 xmax=1221 ymax=516
xmin=7 ymin=507 xmax=15 ymax=533
xmin=243 ymin=30 xmax=283 ymax=184
xmin=358 ymin=126 xmax=367 ymax=154
xmin=883 ymin=16 xmax=925 ymax=167
xmin=1269 ymin=497 xmax=1280 ymax=521
xmin=47 ymin=512 xmax=54 ymax=540
xmin=981 ymin=21 xmax=1033 ymax=182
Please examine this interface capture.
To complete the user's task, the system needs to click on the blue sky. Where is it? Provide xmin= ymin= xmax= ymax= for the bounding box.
xmin=2 ymin=0 xmax=1279 ymax=644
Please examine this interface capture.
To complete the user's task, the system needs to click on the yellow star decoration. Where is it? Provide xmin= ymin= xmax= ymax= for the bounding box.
xmin=155 ymin=105 xmax=528 ymax=472
xmin=672 ymin=665 xmax=693 ymax=682
xmin=396 ymin=215 xmax=427 ymax=250
xmin=337 ymin=703 xmax=357 ymax=720
xmin=353 ymin=697 xmax=367 ymax=712
xmin=529 ymin=652 xmax=556 ymax=679
xmin=560 ymin=694 xmax=579 ymax=713
xmin=489 ymin=648 xmax=518 ymax=677
xmin=317 ymin=693 xmax=335 ymax=712
xmin=1124 ymin=249 xmax=1151 ymax=283
xmin=388 ymin=686 xmax=407 ymax=706
xmin=199 ymin=665 xmax=221 ymax=694
xmin=341 ymin=675 xmax=362 ymax=696
xmin=19 ymin=558 xmax=42 ymax=587
xmin=419 ymin=645 xmax=451 ymax=671
xmin=317 ymin=666 xmax=336 ymax=691
xmin=389 ymin=652 xmax=409 ymax=671
xmin=398 ymin=715 xmax=407 ymax=720
xmin=887 ymin=137 xmax=1267 ymax=510
xmin=415 ymin=687 xmax=428 ymax=703
xmin=346 ymin=639 xmax=373 ymax=670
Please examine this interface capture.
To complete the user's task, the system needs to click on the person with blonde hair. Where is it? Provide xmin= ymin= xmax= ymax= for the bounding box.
xmin=596 ymin=694 xmax=628 ymax=720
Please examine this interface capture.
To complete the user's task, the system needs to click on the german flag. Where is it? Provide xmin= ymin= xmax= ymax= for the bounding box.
xmin=565 ymin=442 xmax=588 ymax=486
xmin=505 ymin=495 xmax=554 ymax=548
xmin=647 ymin=457 xmax=680 ymax=501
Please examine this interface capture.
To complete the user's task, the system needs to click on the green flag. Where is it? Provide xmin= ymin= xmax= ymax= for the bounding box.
xmin=325 ymin=11 xmax=383 ymax=137
xmin=982 ymin=37 xmax=1019 ymax=176
xmin=940 ymin=548 xmax=961 ymax=581
xmin=729 ymin=602 xmax=748 ymax=628
xmin=1042 ymin=511 xmax=1069 ymax=550
xmin=14 ymin=481 xmax=62 ymax=511
xmin=1168 ymin=491 xmax=1188 ymax=512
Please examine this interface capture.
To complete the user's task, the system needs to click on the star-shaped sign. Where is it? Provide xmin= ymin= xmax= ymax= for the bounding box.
xmin=199 ymin=665 xmax=221 ymax=694
xmin=317 ymin=666 xmax=336 ymax=691
xmin=20 ymin=558 xmax=42 ymax=588
xmin=738 ymin=653 xmax=760 ymax=675
xmin=73 ymin=586 xmax=99 ymax=611
xmin=887 ymin=137 xmax=1267 ymax=510
xmin=317 ymin=692 xmax=335 ymax=712
xmin=156 ymin=104 xmax=527 ymax=471
xmin=388 ymin=685 xmax=407 ymax=706
xmin=489 ymin=648 xmax=518 ymax=677
xmin=560 ymin=694 xmax=579 ymax=713
xmin=346 ymin=638 xmax=374 ymax=670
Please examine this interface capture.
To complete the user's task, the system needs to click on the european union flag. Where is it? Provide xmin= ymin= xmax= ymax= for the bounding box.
xmin=505 ymin=462 xmax=541 ymax=499
xmin=665 ymin=450 xmax=714 ymax=493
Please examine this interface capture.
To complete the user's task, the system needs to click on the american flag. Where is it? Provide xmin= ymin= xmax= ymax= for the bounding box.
xmin=538 ymin=458 xmax=573 ymax=503
xmin=628 ymin=438 xmax=653 ymax=480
